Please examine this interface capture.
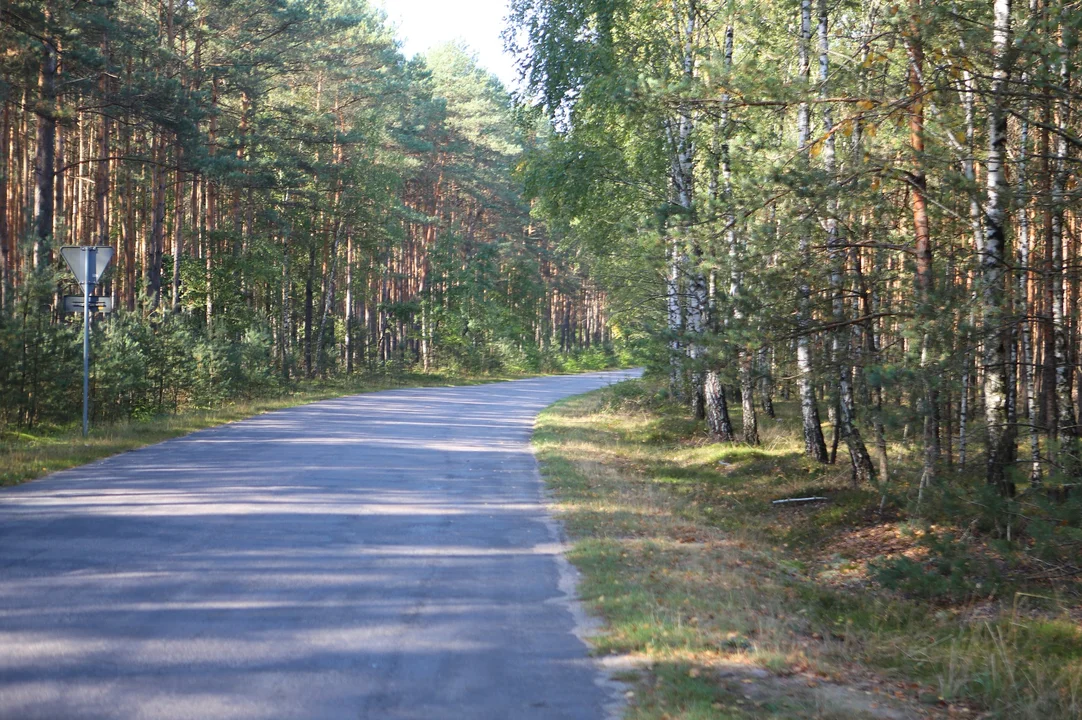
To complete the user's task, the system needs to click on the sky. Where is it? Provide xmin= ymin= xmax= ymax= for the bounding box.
xmin=377 ymin=0 xmax=520 ymax=89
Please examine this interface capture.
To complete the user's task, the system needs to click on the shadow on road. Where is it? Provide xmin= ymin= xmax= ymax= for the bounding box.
xmin=0 ymin=371 xmax=639 ymax=720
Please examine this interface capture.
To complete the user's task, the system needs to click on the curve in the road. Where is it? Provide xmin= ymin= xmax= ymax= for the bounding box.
xmin=0 ymin=369 xmax=641 ymax=720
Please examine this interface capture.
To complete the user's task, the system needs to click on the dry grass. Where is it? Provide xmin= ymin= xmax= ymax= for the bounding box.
xmin=534 ymin=380 xmax=1082 ymax=719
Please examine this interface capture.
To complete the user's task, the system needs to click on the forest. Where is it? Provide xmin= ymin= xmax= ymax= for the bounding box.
xmin=506 ymin=1 xmax=1082 ymax=714
xmin=6 ymin=0 xmax=1082 ymax=716
xmin=3 ymin=0 xmax=1081 ymax=605
xmin=510 ymin=0 xmax=1082 ymax=500
xmin=0 ymin=0 xmax=613 ymax=430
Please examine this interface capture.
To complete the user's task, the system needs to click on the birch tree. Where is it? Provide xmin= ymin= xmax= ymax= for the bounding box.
xmin=981 ymin=0 xmax=1016 ymax=494
xmin=796 ymin=0 xmax=829 ymax=463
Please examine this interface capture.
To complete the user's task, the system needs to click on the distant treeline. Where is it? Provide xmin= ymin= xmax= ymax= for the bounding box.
xmin=0 ymin=0 xmax=617 ymax=429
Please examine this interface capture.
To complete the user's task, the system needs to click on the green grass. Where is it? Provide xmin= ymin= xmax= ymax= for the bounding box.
xmin=0 ymin=369 xmax=529 ymax=487
xmin=534 ymin=379 xmax=1082 ymax=719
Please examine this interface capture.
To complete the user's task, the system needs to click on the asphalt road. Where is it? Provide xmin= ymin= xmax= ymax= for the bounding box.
xmin=0 ymin=369 xmax=641 ymax=720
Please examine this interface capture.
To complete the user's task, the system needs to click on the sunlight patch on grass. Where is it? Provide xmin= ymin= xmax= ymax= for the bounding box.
xmin=535 ymin=380 xmax=1082 ymax=719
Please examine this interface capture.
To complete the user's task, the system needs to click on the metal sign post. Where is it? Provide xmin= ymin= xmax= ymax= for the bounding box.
xmin=83 ymin=250 xmax=90 ymax=437
xmin=60 ymin=246 xmax=115 ymax=437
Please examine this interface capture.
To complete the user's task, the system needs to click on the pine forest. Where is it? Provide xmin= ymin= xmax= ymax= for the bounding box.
xmin=0 ymin=0 xmax=612 ymax=429
xmin=8 ymin=0 xmax=1082 ymax=714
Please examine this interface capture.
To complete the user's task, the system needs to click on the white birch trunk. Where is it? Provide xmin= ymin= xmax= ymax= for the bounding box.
xmin=712 ymin=24 xmax=758 ymax=445
xmin=981 ymin=0 xmax=1016 ymax=493
xmin=1050 ymin=15 xmax=1078 ymax=453
xmin=797 ymin=0 xmax=828 ymax=462
xmin=957 ymin=27 xmax=980 ymax=474
xmin=665 ymin=1 xmax=699 ymax=401
xmin=676 ymin=1 xmax=706 ymax=417
xmin=705 ymin=370 xmax=735 ymax=441
xmin=1017 ymin=67 xmax=1041 ymax=484
xmin=758 ymin=347 xmax=775 ymax=419
xmin=819 ymin=0 xmax=873 ymax=481
xmin=705 ymin=264 xmax=735 ymax=439
xmin=667 ymin=232 xmax=684 ymax=398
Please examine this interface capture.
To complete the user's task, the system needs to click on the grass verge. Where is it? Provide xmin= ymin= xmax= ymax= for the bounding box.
xmin=534 ymin=379 xmax=1082 ymax=720
xmin=1 ymin=370 xmax=527 ymax=487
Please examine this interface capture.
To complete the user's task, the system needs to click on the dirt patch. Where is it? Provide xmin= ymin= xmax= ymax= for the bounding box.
xmin=823 ymin=523 xmax=922 ymax=563
xmin=624 ymin=661 xmax=963 ymax=719
xmin=715 ymin=663 xmax=965 ymax=719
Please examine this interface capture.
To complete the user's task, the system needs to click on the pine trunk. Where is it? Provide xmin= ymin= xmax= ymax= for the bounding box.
xmin=33 ymin=31 xmax=58 ymax=267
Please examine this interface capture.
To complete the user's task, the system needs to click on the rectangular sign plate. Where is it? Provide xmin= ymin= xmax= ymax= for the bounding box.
xmin=63 ymin=295 xmax=114 ymax=314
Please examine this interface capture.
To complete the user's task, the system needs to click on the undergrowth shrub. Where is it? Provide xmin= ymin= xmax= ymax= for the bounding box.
xmin=872 ymin=532 xmax=1003 ymax=603
xmin=0 ymin=300 xmax=284 ymax=429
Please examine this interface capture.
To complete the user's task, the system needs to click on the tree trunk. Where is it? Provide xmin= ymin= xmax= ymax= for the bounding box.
xmin=281 ymin=225 xmax=292 ymax=380
xmin=797 ymin=0 xmax=828 ymax=462
xmin=820 ymin=0 xmax=872 ymax=481
xmin=705 ymin=370 xmax=735 ymax=441
xmin=1017 ymin=64 xmax=1041 ymax=484
xmin=906 ymin=0 xmax=938 ymax=497
xmin=716 ymin=24 xmax=758 ymax=445
xmin=1 ymin=102 xmax=10 ymax=310
xmin=205 ymin=79 xmax=219 ymax=328
xmin=304 ymin=243 xmax=315 ymax=378
xmin=122 ymin=126 xmax=136 ymax=311
xmin=148 ymin=136 xmax=166 ymax=310
xmin=982 ymin=0 xmax=1017 ymax=495
xmin=94 ymin=32 xmax=111 ymax=249
xmin=669 ymin=0 xmax=702 ymax=411
xmin=1050 ymin=13 xmax=1078 ymax=466
xmin=957 ymin=49 xmax=981 ymax=471
xmin=704 ymin=120 xmax=735 ymax=438
xmin=33 ymin=28 xmax=58 ymax=268
xmin=172 ymin=144 xmax=184 ymax=312
xmin=758 ymin=348 xmax=776 ymax=419
xmin=346 ymin=231 xmax=354 ymax=374
xmin=315 ymin=221 xmax=344 ymax=377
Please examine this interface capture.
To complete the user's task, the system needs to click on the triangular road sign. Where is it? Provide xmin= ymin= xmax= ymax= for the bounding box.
xmin=60 ymin=246 xmax=115 ymax=291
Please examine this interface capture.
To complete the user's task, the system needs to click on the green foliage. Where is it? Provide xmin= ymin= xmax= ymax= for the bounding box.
xmin=0 ymin=274 xmax=82 ymax=429
xmin=0 ymin=302 xmax=282 ymax=431
xmin=508 ymin=0 xmax=1082 ymax=509
xmin=873 ymin=532 xmax=1003 ymax=604
xmin=2 ymin=3 xmax=619 ymax=433
xmin=185 ymin=322 xmax=280 ymax=409
xmin=93 ymin=315 xmax=153 ymax=421
xmin=1017 ymin=491 xmax=1082 ymax=563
